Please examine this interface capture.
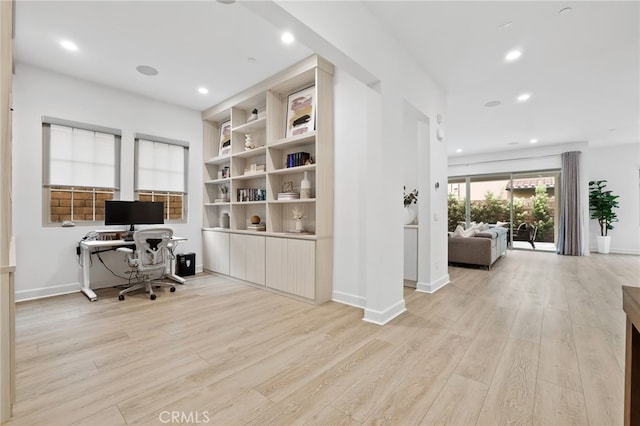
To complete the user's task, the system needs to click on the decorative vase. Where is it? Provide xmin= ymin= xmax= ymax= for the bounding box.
xmin=295 ymin=218 xmax=303 ymax=232
xmin=300 ymin=171 xmax=311 ymax=199
xmin=220 ymin=212 xmax=230 ymax=228
xmin=403 ymin=206 xmax=417 ymax=225
xmin=596 ymin=235 xmax=611 ymax=254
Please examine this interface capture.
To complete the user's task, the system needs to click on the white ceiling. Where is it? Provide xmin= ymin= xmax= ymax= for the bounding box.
xmin=13 ymin=1 xmax=640 ymax=157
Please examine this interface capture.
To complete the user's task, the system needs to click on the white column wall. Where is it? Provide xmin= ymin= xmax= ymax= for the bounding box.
xmin=12 ymin=65 xmax=203 ymax=300
xmin=276 ymin=1 xmax=448 ymax=324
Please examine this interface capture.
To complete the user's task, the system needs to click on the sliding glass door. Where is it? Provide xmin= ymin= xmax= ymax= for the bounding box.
xmin=448 ymin=170 xmax=559 ymax=252
xmin=509 ymin=171 xmax=558 ymax=251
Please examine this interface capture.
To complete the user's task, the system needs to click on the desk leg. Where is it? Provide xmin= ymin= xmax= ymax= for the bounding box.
xmin=167 ymin=273 xmax=186 ymax=285
xmin=625 ymin=318 xmax=640 ymax=426
xmin=80 ymin=245 xmax=98 ymax=301
xmin=167 ymin=242 xmax=186 ymax=285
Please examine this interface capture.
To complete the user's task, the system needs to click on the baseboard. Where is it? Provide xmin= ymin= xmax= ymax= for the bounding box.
xmin=16 ymin=266 xmax=206 ymax=302
xmin=16 ymin=282 xmax=81 ymax=302
xmin=332 ymin=290 xmax=366 ymax=309
xmin=363 ymin=299 xmax=406 ymax=325
xmin=589 ymin=247 xmax=640 ymax=255
xmin=416 ymin=274 xmax=450 ymax=294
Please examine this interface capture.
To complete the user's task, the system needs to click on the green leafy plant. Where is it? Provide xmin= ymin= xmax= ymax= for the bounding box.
xmin=588 ymin=180 xmax=619 ymax=237
xmin=403 ymin=186 xmax=418 ymax=207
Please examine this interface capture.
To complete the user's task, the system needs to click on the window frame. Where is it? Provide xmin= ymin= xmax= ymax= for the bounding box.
xmin=42 ymin=117 xmax=121 ymax=226
xmin=133 ymin=133 xmax=189 ymax=223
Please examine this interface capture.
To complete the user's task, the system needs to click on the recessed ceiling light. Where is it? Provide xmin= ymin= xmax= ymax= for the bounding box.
xmin=608 ymin=128 xmax=616 ymax=132
xmin=517 ymin=93 xmax=531 ymax=102
xmin=216 ymin=0 xmax=235 ymax=4
xmin=508 ymin=141 xmax=519 ymax=145
xmin=60 ymin=40 xmax=78 ymax=51
xmin=558 ymin=7 xmax=573 ymax=15
xmin=456 ymin=148 xmax=463 ymax=153
xmin=530 ymin=138 xmax=538 ymax=144
xmin=198 ymin=87 xmax=209 ymax=95
xmin=136 ymin=65 xmax=159 ymax=76
xmin=498 ymin=21 xmax=513 ymax=30
xmin=485 ymin=100 xmax=501 ymax=108
xmin=505 ymin=49 xmax=522 ymax=62
xmin=247 ymin=57 xmax=256 ymax=63
xmin=281 ymin=32 xmax=295 ymax=44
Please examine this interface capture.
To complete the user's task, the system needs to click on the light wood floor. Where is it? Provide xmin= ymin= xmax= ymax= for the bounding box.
xmin=6 ymin=250 xmax=640 ymax=425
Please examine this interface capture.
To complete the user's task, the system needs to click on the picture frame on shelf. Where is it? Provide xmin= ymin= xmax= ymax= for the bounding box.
xmin=219 ymin=120 xmax=231 ymax=156
xmin=286 ymin=86 xmax=315 ymax=138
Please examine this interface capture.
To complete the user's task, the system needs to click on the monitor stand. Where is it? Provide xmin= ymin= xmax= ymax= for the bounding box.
xmin=124 ymin=225 xmax=134 ymax=241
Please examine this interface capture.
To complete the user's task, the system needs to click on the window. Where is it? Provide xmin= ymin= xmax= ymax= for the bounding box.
xmin=134 ymin=134 xmax=188 ymax=222
xmin=42 ymin=117 xmax=121 ymax=224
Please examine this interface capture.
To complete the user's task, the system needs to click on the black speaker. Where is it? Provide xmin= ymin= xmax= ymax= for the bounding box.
xmin=176 ymin=253 xmax=196 ymax=277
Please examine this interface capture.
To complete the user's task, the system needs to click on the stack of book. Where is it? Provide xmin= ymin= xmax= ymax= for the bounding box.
xmin=214 ymin=197 xmax=229 ymax=203
xmin=247 ymin=223 xmax=266 ymax=231
xmin=277 ymin=192 xmax=300 ymax=200
xmin=286 ymin=152 xmax=310 ymax=168
xmin=237 ymin=188 xmax=266 ymax=202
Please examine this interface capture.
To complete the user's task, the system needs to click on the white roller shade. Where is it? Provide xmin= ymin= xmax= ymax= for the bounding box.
xmin=49 ymin=124 xmax=116 ymax=188
xmin=136 ymin=139 xmax=185 ymax=192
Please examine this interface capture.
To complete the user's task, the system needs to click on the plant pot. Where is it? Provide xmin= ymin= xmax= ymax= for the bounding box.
xmin=403 ymin=206 xmax=417 ymax=225
xmin=596 ymin=235 xmax=611 ymax=254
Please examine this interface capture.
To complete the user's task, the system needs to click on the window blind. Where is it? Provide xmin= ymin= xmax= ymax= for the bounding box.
xmin=47 ymin=124 xmax=117 ymax=188
xmin=135 ymin=139 xmax=186 ymax=193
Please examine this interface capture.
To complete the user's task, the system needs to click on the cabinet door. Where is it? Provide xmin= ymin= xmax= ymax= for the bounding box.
xmin=245 ymin=235 xmax=265 ymax=286
xmin=203 ymin=231 xmax=230 ymax=275
xmin=404 ymin=228 xmax=418 ymax=281
xmin=288 ymin=239 xmax=315 ymax=299
xmin=266 ymin=238 xmax=315 ymax=300
xmin=229 ymin=233 xmax=246 ymax=280
xmin=265 ymin=237 xmax=287 ymax=293
xmin=202 ymin=230 xmax=216 ymax=271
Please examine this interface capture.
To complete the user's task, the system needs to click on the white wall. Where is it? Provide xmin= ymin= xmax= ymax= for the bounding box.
xmin=12 ymin=64 xmax=203 ymax=301
xmin=585 ymin=143 xmax=640 ymax=254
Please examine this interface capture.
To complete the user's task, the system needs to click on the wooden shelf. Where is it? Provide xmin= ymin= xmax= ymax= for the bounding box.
xmin=270 ymin=164 xmax=315 ymax=175
xmin=202 ymin=55 xmax=333 ymax=304
xmin=232 ymin=116 xmax=267 ymax=133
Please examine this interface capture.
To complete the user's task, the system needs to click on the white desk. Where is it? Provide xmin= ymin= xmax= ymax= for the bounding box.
xmin=79 ymin=236 xmax=187 ymax=301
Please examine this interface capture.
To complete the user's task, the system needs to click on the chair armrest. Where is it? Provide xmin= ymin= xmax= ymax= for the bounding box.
xmin=116 ymin=247 xmax=134 ymax=254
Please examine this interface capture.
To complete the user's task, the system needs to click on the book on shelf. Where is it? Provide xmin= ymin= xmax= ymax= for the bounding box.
xmin=237 ymin=188 xmax=266 ymax=202
xmin=247 ymin=223 xmax=266 ymax=231
xmin=214 ymin=198 xmax=230 ymax=203
xmin=277 ymin=192 xmax=300 ymax=200
xmin=286 ymin=152 xmax=310 ymax=168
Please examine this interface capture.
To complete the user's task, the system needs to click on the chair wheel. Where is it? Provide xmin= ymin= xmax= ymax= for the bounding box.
xmin=118 ymin=295 xmax=124 ymax=301
xmin=150 ymin=294 xmax=157 ymax=300
xmin=170 ymin=287 xmax=176 ymax=292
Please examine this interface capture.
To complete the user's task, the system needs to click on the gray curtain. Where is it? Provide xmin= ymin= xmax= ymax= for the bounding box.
xmin=557 ymin=151 xmax=583 ymax=255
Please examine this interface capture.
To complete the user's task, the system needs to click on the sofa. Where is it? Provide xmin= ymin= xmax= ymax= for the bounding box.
xmin=448 ymin=226 xmax=508 ymax=269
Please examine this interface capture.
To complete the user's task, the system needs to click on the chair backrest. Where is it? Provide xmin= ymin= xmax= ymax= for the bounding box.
xmin=132 ymin=228 xmax=173 ymax=272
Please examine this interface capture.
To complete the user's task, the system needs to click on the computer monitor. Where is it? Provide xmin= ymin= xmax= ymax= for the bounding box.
xmin=104 ymin=200 xmax=164 ymax=231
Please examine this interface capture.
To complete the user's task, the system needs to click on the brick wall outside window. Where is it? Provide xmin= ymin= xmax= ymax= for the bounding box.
xmin=49 ymin=186 xmax=114 ymax=223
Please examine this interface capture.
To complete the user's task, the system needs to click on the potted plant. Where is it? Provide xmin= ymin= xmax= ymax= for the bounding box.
xmin=403 ymin=186 xmax=418 ymax=225
xmin=588 ymin=180 xmax=619 ymax=254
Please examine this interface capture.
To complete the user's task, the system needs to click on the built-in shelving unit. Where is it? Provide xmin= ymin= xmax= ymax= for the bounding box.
xmin=201 ymin=55 xmax=334 ymax=303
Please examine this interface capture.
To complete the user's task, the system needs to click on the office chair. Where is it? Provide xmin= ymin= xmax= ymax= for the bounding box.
xmin=116 ymin=228 xmax=176 ymax=300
